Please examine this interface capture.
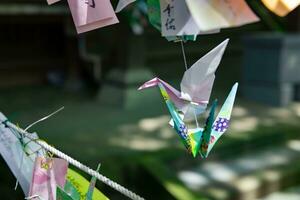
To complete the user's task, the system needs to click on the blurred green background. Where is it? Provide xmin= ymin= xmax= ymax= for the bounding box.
xmin=0 ymin=1 xmax=300 ymax=200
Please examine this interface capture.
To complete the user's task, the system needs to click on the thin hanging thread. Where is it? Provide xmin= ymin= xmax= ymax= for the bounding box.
xmin=180 ymin=40 xmax=188 ymax=71
xmin=3 ymin=120 xmax=145 ymax=200
xmin=193 ymin=110 xmax=199 ymax=128
xmin=180 ymin=41 xmax=199 ymax=128
xmin=25 ymin=107 xmax=64 ymax=131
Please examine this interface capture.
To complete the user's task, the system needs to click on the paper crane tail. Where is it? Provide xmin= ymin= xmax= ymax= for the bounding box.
xmin=205 ymin=83 xmax=238 ymax=157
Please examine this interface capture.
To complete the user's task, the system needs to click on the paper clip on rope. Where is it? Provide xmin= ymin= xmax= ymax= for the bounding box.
xmin=1 ymin=120 xmax=145 ymax=200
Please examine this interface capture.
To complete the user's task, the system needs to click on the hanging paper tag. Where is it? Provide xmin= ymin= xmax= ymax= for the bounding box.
xmin=160 ymin=0 xmax=201 ymax=37
xmin=185 ymin=0 xmax=259 ymax=31
xmin=67 ymin=0 xmax=119 ymax=34
xmin=29 ymin=157 xmax=68 ymax=200
xmin=46 ymin=0 xmax=62 ymax=5
xmin=261 ymin=0 xmax=300 ymax=17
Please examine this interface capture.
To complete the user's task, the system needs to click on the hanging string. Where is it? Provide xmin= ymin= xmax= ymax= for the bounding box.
xmin=180 ymin=40 xmax=199 ymax=128
xmin=25 ymin=107 xmax=64 ymax=131
xmin=193 ymin=110 xmax=199 ymax=128
xmin=2 ymin=120 xmax=145 ymax=200
xmin=180 ymin=40 xmax=188 ymax=71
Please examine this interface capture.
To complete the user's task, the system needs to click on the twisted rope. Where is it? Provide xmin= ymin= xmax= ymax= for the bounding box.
xmin=3 ymin=120 xmax=145 ymax=200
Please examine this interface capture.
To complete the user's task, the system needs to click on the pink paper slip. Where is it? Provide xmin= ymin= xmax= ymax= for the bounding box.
xmin=29 ymin=157 xmax=68 ymax=200
xmin=67 ymin=0 xmax=119 ymax=33
xmin=47 ymin=0 xmax=62 ymax=5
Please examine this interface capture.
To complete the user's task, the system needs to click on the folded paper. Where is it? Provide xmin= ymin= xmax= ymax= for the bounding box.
xmin=47 ymin=0 xmax=62 ymax=5
xmin=0 ymin=113 xmax=44 ymax=194
xmin=67 ymin=0 xmax=119 ymax=33
xmin=160 ymin=0 xmax=201 ymax=36
xmin=160 ymin=0 xmax=220 ymax=37
xmin=29 ymin=157 xmax=68 ymax=200
xmin=154 ymin=82 xmax=238 ymax=157
xmin=86 ymin=164 xmax=101 ymax=200
xmin=57 ymin=180 xmax=81 ymax=200
xmin=139 ymin=39 xmax=229 ymax=121
xmin=261 ymin=0 xmax=300 ymax=16
xmin=116 ymin=0 xmax=137 ymax=12
xmin=185 ymin=0 xmax=259 ymax=31
xmin=66 ymin=168 xmax=109 ymax=200
xmin=138 ymin=39 xmax=238 ymax=157
xmin=57 ymin=186 xmax=75 ymax=200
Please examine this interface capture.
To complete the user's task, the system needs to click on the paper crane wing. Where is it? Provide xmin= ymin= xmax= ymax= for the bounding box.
xmin=157 ymin=82 xmax=205 ymax=157
xmin=199 ymin=99 xmax=217 ymax=158
xmin=116 ymin=0 xmax=137 ymax=12
xmin=179 ymin=39 xmax=229 ymax=120
xmin=180 ymin=39 xmax=229 ymax=104
xmin=139 ymin=77 xmax=187 ymax=112
xmin=205 ymin=83 xmax=238 ymax=157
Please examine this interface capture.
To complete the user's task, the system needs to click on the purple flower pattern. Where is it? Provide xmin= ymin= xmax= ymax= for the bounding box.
xmin=213 ymin=117 xmax=230 ymax=133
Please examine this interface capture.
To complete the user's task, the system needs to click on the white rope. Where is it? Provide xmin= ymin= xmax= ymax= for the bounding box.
xmin=4 ymin=121 xmax=145 ymax=200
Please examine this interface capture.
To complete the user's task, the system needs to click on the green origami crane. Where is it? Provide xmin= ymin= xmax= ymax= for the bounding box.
xmin=156 ymin=82 xmax=238 ymax=157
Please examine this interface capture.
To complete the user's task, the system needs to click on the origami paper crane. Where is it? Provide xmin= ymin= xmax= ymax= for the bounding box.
xmin=153 ymin=81 xmax=238 ymax=157
xmin=138 ymin=39 xmax=229 ymax=121
xmin=261 ymin=0 xmax=300 ymax=16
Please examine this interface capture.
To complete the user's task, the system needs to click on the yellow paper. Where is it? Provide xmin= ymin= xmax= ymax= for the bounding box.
xmin=67 ymin=169 xmax=109 ymax=200
xmin=262 ymin=0 xmax=300 ymax=16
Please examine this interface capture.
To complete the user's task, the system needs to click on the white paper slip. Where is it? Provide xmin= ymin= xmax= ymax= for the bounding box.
xmin=185 ymin=0 xmax=260 ymax=31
